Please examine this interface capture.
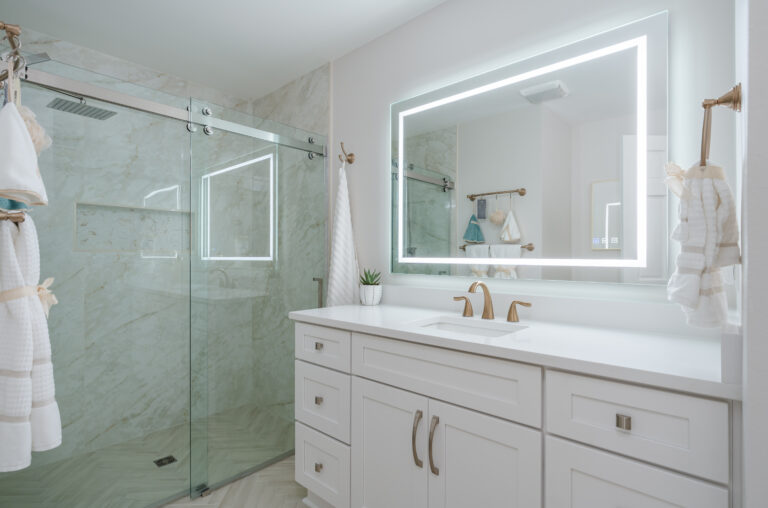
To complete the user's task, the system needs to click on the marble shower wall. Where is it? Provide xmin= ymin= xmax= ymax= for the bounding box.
xmin=251 ymin=64 xmax=330 ymax=136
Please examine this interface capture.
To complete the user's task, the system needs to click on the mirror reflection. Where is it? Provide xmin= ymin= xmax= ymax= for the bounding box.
xmin=392 ymin=14 xmax=667 ymax=281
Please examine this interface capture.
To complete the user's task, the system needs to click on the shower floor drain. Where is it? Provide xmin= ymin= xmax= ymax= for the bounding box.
xmin=154 ymin=455 xmax=177 ymax=467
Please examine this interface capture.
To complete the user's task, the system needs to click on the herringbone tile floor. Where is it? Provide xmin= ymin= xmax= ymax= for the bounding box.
xmin=163 ymin=457 xmax=306 ymax=508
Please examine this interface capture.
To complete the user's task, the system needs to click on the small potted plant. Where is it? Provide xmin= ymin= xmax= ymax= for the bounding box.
xmin=359 ymin=268 xmax=383 ymax=306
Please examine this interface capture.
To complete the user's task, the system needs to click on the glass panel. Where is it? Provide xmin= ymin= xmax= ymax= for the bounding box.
xmin=190 ymin=99 xmax=326 ymax=493
xmin=0 ymin=78 xmax=191 ymax=506
xmin=391 ymin=171 xmax=454 ymax=276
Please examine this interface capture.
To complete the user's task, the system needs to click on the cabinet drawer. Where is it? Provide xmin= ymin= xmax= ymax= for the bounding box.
xmin=295 ymin=422 xmax=350 ymax=508
xmin=295 ymin=360 xmax=351 ymax=444
xmin=545 ymin=436 xmax=728 ymax=508
xmin=352 ymin=333 xmax=542 ymax=427
xmin=295 ymin=323 xmax=351 ymax=373
xmin=546 ymin=370 xmax=729 ymax=483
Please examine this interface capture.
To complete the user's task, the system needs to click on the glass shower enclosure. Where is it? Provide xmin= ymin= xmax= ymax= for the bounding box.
xmin=0 ymin=60 xmax=326 ymax=507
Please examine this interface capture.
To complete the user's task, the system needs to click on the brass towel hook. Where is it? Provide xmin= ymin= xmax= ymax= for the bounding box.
xmin=700 ymin=83 xmax=742 ymax=166
xmin=338 ymin=142 xmax=355 ymax=165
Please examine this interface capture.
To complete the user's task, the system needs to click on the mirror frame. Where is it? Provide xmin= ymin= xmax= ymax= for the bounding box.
xmin=391 ymin=12 xmax=667 ymax=269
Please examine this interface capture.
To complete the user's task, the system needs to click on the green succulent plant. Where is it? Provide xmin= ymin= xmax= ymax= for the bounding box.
xmin=359 ymin=268 xmax=382 ymax=286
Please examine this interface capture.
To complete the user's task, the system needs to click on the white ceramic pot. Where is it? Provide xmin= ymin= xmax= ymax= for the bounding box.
xmin=359 ymin=284 xmax=383 ymax=306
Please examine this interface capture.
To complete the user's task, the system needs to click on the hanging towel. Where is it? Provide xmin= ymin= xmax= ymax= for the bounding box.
xmin=0 ymin=103 xmax=48 ymax=206
xmin=0 ymin=198 xmax=27 ymax=212
xmin=18 ymin=105 xmax=52 ymax=156
xmin=0 ymin=216 xmax=61 ymax=472
xmin=462 ymin=214 xmax=485 ymax=243
xmin=500 ymin=210 xmax=521 ymax=243
xmin=666 ymin=162 xmax=740 ymax=328
xmin=464 ymin=243 xmax=490 ymax=278
xmin=326 ymin=162 xmax=359 ymax=307
xmin=490 ymin=244 xmax=519 ymax=280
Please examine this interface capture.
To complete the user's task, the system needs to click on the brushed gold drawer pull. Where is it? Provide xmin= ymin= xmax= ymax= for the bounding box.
xmin=314 ymin=341 xmax=324 ymax=351
xmin=428 ymin=415 xmax=440 ymax=476
xmin=314 ymin=462 xmax=323 ymax=473
xmin=616 ymin=413 xmax=632 ymax=431
xmin=314 ymin=396 xmax=324 ymax=405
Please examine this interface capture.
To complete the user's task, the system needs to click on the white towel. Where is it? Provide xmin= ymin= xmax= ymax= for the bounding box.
xmin=326 ymin=163 xmax=359 ymax=306
xmin=0 ymin=216 xmax=61 ymax=472
xmin=0 ymin=103 xmax=48 ymax=206
xmin=465 ymin=244 xmax=489 ymax=277
xmin=500 ymin=210 xmax=521 ymax=243
xmin=490 ymin=244 xmax=519 ymax=279
xmin=666 ymin=162 xmax=740 ymax=328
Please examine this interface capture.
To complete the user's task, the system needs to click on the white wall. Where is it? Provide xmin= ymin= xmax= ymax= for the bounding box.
xmin=740 ymin=0 xmax=768 ymax=505
xmin=331 ymin=0 xmax=735 ymax=290
xmin=456 ymin=107 xmax=543 ymax=279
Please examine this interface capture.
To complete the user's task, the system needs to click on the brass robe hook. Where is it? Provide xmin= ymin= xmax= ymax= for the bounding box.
xmin=338 ymin=142 xmax=355 ymax=165
xmin=700 ymin=83 xmax=742 ymax=166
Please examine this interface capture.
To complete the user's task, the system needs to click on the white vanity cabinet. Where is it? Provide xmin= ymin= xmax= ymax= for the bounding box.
xmin=292 ymin=318 xmax=736 ymax=508
xmin=350 ymin=378 xmax=428 ymax=508
xmin=545 ymin=437 xmax=729 ymax=508
xmin=351 ymin=377 xmax=541 ymax=508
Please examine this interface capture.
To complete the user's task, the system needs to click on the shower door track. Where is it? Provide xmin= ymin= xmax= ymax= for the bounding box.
xmin=23 ymin=68 xmax=326 ymax=156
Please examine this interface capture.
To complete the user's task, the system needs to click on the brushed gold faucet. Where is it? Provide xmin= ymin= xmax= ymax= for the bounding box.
xmin=453 ymin=296 xmax=474 ymax=317
xmin=468 ymin=281 xmax=494 ymax=320
xmin=507 ymin=300 xmax=532 ymax=322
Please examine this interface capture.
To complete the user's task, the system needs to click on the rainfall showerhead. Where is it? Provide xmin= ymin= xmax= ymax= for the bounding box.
xmin=46 ymin=97 xmax=117 ymax=120
xmin=25 ymin=52 xmax=50 ymax=65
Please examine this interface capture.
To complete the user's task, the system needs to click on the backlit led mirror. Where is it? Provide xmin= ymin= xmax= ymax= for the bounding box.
xmin=391 ymin=13 xmax=668 ymax=281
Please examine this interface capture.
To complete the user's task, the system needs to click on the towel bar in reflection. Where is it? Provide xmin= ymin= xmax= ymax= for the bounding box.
xmin=467 ymin=188 xmax=526 ymax=201
xmin=459 ymin=243 xmax=534 ymax=252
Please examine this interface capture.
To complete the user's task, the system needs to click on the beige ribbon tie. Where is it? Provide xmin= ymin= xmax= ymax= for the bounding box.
xmin=37 ymin=277 xmax=58 ymax=317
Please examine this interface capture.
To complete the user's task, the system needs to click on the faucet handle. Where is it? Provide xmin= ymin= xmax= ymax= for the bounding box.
xmin=507 ymin=300 xmax=532 ymax=323
xmin=453 ymin=296 xmax=474 ymax=317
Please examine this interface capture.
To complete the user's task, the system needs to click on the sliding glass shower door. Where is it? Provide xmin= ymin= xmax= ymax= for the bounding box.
xmin=189 ymin=99 xmax=327 ymax=494
xmin=0 ymin=70 xmax=192 ymax=508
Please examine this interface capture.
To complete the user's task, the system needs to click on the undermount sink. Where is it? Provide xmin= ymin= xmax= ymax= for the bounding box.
xmin=409 ymin=315 xmax=527 ymax=339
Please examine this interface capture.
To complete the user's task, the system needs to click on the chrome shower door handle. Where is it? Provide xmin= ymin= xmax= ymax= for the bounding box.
xmin=412 ymin=410 xmax=424 ymax=468
xmin=312 ymin=277 xmax=324 ymax=308
xmin=428 ymin=415 xmax=439 ymax=476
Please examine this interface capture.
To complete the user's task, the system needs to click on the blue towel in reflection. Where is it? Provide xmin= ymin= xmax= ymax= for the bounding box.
xmin=0 ymin=198 xmax=27 ymax=211
xmin=462 ymin=214 xmax=485 ymax=243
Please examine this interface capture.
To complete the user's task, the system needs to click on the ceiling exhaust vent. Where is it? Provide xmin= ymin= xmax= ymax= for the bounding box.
xmin=519 ymin=80 xmax=569 ymax=104
xmin=46 ymin=98 xmax=117 ymax=120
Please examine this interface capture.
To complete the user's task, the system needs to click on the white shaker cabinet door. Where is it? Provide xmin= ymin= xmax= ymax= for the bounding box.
xmin=427 ymin=399 xmax=542 ymax=508
xmin=546 ymin=436 xmax=728 ymax=508
xmin=351 ymin=377 xmax=429 ymax=508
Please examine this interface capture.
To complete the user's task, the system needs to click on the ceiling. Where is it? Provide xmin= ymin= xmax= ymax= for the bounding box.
xmin=0 ymin=0 xmax=445 ymax=99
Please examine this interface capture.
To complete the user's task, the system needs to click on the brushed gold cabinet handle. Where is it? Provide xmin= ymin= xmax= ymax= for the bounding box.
xmin=412 ymin=410 xmax=424 ymax=468
xmin=616 ymin=413 xmax=632 ymax=431
xmin=314 ymin=462 xmax=323 ymax=473
xmin=314 ymin=396 xmax=324 ymax=405
xmin=314 ymin=341 xmax=324 ymax=351
xmin=428 ymin=415 xmax=439 ymax=476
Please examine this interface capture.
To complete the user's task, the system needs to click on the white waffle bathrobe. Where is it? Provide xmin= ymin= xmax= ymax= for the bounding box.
xmin=666 ymin=163 xmax=740 ymax=327
xmin=0 ymin=216 xmax=60 ymax=471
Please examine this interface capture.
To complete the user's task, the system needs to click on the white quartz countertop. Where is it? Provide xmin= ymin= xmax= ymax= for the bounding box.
xmin=289 ymin=305 xmax=740 ymax=400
